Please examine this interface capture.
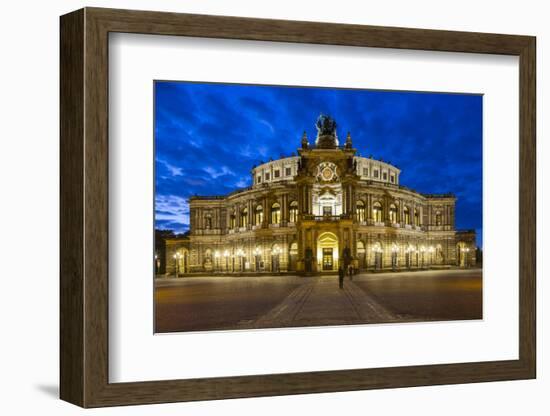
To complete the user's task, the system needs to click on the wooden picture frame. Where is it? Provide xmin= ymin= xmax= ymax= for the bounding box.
xmin=60 ymin=7 xmax=536 ymax=408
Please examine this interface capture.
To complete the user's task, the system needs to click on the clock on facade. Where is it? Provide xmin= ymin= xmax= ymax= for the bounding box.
xmin=317 ymin=162 xmax=338 ymax=182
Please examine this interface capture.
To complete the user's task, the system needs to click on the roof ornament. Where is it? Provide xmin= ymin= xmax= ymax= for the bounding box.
xmin=345 ymin=131 xmax=353 ymax=149
xmin=301 ymin=131 xmax=309 ymax=149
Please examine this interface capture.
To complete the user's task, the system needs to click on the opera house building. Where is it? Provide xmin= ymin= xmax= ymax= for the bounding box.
xmin=161 ymin=115 xmax=476 ymax=275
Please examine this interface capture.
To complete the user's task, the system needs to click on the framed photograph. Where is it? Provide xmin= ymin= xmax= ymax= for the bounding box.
xmin=60 ymin=7 xmax=536 ymax=408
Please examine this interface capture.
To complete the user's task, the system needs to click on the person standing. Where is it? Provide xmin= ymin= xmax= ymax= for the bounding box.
xmin=338 ymin=265 xmax=344 ymax=289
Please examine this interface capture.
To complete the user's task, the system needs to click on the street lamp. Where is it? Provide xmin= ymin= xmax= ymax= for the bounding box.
xmin=460 ymin=247 xmax=471 ymax=268
xmin=214 ymin=250 xmax=220 ymax=272
xmin=271 ymin=246 xmax=282 ymax=273
xmin=223 ymin=250 xmax=229 ymax=272
xmin=154 ymin=253 xmax=160 ymax=275
xmin=428 ymin=245 xmax=435 ymax=267
xmin=419 ymin=246 xmax=426 ymax=269
xmin=173 ymin=252 xmax=182 ymax=278
xmin=391 ymin=243 xmax=398 ymax=271
xmin=371 ymin=244 xmax=383 ymax=271
xmin=253 ymin=247 xmax=262 ymax=271
xmin=236 ymin=248 xmax=245 ymax=272
xmin=404 ymin=245 xmax=412 ymax=270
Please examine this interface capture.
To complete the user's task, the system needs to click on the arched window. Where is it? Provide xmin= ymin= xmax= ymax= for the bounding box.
xmin=373 ymin=202 xmax=383 ymax=223
xmin=204 ymin=215 xmax=212 ymax=229
xmin=289 ymin=200 xmax=298 ymax=223
xmin=435 ymin=211 xmax=442 ymax=226
xmin=404 ymin=206 xmax=411 ymax=225
xmin=356 ymin=200 xmax=366 ymax=222
xmin=229 ymin=211 xmax=236 ymax=229
xmin=414 ymin=209 xmax=420 ymax=226
xmin=389 ymin=204 xmax=397 ymax=224
xmin=255 ymin=205 xmax=263 ymax=225
xmin=271 ymin=202 xmax=281 ymax=224
xmin=240 ymin=208 xmax=248 ymax=227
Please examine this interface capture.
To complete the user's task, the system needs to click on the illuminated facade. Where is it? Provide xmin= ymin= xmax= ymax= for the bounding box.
xmin=164 ymin=115 xmax=476 ymax=275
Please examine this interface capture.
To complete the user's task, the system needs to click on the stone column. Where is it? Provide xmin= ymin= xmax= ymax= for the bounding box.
xmin=303 ymin=184 xmax=312 ymax=214
xmin=248 ymin=199 xmax=253 ymax=227
xmin=263 ymin=196 xmax=268 ymax=226
xmin=367 ymin=194 xmax=372 ymax=219
xmin=282 ymin=193 xmax=287 ymax=223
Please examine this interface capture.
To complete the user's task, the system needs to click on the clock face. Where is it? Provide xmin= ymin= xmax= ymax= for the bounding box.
xmin=321 ymin=167 xmax=333 ymax=180
xmin=317 ymin=162 xmax=338 ymax=182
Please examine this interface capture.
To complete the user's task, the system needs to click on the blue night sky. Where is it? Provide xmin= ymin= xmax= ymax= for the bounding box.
xmin=154 ymin=81 xmax=483 ymax=247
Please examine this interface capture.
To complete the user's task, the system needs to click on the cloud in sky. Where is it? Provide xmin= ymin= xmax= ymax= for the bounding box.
xmin=155 ymin=81 xmax=482 ymax=246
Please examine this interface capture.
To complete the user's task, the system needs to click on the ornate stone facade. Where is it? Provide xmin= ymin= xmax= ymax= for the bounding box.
xmin=164 ymin=115 xmax=476 ymax=275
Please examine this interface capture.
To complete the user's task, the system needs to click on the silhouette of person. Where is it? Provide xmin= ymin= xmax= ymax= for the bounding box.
xmin=338 ymin=265 xmax=344 ymax=289
xmin=348 ymin=264 xmax=353 ymax=281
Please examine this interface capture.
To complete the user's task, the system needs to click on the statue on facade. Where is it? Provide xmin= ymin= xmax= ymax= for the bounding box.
xmin=316 ymin=114 xmax=337 ymax=137
xmin=315 ymin=114 xmax=339 ymax=149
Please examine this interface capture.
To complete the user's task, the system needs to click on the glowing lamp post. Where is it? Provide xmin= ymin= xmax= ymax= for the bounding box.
xmin=236 ymin=248 xmax=245 ymax=272
xmin=173 ymin=252 xmax=182 ymax=278
xmin=391 ymin=243 xmax=398 ymax=271
xmin=154 ymin=253 xmax=160 ymax=275
xmin=404 ymin=245 xmax=411 ymax=269
xmin=460 ymin=247 xmax=471 ymax=268
xmin=428 ymin=245 xmax=435 ymax=267
xmin=271 ymin=246 xmax=282 ymax=272
xmin=253 ymin=247 xmax=262 ymax=271
xmin=214 ymin=250 xmax=220 ymax=272
xmin=223 ymin=250 xmax=229 ymax=272
xmin=420 ymin=246 xmax=426 ymax=269
xmin=372 ymin=245 xmax=383 ymax=271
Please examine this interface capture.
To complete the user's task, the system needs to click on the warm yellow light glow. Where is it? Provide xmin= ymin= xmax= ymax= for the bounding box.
xmin=316 ymin=232 xmax=339 ymax=270
xmin=371 ymin=242 xmax=383 ymax=253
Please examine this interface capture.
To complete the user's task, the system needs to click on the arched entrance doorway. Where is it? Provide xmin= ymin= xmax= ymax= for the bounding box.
xmin=317 ymin=232 xmax=339 ymax=271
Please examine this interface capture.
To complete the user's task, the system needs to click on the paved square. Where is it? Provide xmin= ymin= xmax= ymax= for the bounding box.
xmin=155 ymin=269 xmax=482 ymax=333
